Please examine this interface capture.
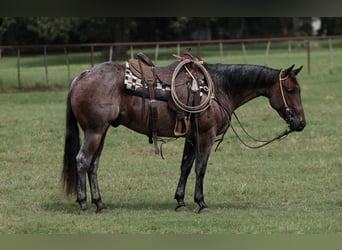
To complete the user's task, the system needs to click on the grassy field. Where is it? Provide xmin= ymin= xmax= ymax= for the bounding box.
xmin=0 ymin=41 xmax=341 ymax=234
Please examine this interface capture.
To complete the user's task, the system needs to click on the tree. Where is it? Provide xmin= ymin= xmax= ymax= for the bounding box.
xmin=26 ymin=17 xmax=80 ymax=43
xmin=318 ymin=17 xmax=342 ymax=35
xmin=0 ymin=17 xmax=16 ymax=43
xmin=0 ymin=17 xmax=341 ymax=46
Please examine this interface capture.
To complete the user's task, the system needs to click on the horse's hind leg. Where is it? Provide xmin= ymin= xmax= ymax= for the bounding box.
xmin=76 ymin=129 xmax=107 ymax=212
xmin=87 ymin=130 xmax=108 ymax=213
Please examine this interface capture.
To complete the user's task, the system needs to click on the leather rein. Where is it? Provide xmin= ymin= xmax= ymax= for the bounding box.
xmin=215 ymin=69 xmax=293 ymax=150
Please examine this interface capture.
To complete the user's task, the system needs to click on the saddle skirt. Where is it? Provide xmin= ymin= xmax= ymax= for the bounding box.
xmin=124 ymin=62 xmax=172 ymax=101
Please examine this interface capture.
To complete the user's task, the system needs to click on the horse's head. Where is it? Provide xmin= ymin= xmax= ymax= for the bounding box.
xmin=269 ymin=65 xmax=306 ymax=132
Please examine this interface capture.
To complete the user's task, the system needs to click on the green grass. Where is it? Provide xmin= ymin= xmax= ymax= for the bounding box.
xmin=0 ymin=42 xmax=341 ymax=234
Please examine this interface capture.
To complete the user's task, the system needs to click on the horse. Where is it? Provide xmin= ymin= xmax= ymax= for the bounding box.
xmin=62 ymin=59 xmax=306 ymax=213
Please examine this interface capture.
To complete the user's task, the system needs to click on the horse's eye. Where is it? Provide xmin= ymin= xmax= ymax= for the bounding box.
xmin=286 ymin=88 xmax=294 ymax=94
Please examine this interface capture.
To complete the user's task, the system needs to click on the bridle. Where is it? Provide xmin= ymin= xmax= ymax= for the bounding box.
xmin=279 ymin=69 xmax=294 ymax=125
xmin=215 ymin=69 xmax=294 ymax=150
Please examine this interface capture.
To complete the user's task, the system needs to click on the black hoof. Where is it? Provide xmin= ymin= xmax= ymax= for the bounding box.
xmin=95 ymin=202 xmax=107 ymax=213
xmin=175 ymin=205 xmax=188 ymax=212
xmin=198 ymin=207 xmax=210 ymax=213
xmin=78 ymin=201 xmax=89 ymax=213
xmin=96 ymin=207 xmax=108 ymax=214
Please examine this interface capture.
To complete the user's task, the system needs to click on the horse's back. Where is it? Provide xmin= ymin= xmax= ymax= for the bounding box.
xmin=72 ymin=62 xmax=125 ymax=91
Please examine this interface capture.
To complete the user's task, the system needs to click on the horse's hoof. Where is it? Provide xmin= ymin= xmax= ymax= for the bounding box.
xmin=96 ymin=207 xmax=108 ymax=214
xmin=175 ymin=205 xmax=188 ymax=212
xmin=198 ymin=207 xmax=210 ymax=213
xmin=95 ymin=201 xmax=107 ymax=213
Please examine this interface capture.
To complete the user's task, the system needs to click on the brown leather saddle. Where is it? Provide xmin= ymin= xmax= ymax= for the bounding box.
xmin=128 ymin=52 xmax=190 ymax=87
xmin=127 ymin=51 xmax=205 ymax=153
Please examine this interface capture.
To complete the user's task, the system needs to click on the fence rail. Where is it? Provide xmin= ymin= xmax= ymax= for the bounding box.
xmin=1 ymin=35 xmax=342 ymax=90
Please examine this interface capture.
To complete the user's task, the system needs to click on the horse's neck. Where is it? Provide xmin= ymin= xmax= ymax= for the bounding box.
xmin=230 ymin=87 xmax=261 ymax=109
xmin=216 ymin=64 xmax=277 ymax=111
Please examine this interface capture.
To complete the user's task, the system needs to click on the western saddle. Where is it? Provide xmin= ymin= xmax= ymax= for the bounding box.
xmin=127 ymin=50 xmax=205 ymax=154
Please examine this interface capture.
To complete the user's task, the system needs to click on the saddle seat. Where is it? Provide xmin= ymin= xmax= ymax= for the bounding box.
xmin=128 ymin=52 xmax=192 ymax=86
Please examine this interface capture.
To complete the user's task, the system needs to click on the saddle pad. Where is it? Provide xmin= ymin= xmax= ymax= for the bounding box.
xmin=124 ymin=62 xmax=171 ymax=101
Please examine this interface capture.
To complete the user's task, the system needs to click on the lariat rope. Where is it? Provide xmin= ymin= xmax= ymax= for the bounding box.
xmin=171 ymin=59 xmax=215 ymax=113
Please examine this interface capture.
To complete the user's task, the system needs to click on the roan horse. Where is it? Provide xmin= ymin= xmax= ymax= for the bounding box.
xmin=62 ymin=56 xmax=306 ymax=213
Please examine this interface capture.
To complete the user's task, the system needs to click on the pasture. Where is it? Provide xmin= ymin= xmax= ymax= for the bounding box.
xmin=0 ymin=41 xmax=341 ymax=234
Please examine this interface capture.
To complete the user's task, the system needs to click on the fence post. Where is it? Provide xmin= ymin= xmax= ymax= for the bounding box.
xmin=288 ymin=40 xmax=292 ymax=64
xmin=177 ymin=44 xmax=180 ymax=56
xmin=155 ymin=44 xmax=159 ymax=62
xmin=109 ymin=46 xmax=113 ymax=62
xmin=329 ymin=38 xmax=334 ymax=70
xmin=306 ymin=40 xmax=311 ymax=75
xmin=219 ymin=42 xmax=224 ymax=62
xmin=17 ymin=48 xmax=21 ymax=89
xmin=64 ymin=47 xmax=71 ymax=85
xmin=241 ymin=42 xmax=247 ymax=63
xmin=90 ymin=45 xmax=94 ymax=67
xmin=264 ymin=40 xmax=271 ymax=65
xmin=197 ymin=43 xmax=201 ymax=58
xmin=44 ymin=46 xmax=49 ymax=86
xmin=130 ymin=45 xmax=134 ymax=59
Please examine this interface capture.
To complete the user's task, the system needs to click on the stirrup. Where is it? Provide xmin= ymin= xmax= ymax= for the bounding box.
xmin=174 ymin=117 xmax=190 ymax=137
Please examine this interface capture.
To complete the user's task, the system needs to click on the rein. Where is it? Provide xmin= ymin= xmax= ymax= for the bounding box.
xmin=215 ymin=70 xmax=293 ymax=150
xmin=228 ymin=114 xmax=292 ymax=149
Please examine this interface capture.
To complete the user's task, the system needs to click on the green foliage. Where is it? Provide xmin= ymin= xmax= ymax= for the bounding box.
xmin=25 ymin=17 xmax=80 ymax=43
xmin=0 ymin=17 xmax=16 ymax=34
xmin=2 ymin=17 xmax=342 ymax=45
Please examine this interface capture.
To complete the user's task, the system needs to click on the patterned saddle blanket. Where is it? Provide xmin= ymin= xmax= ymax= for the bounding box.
xmin=124 ymin=62 xmax=171 ymax=101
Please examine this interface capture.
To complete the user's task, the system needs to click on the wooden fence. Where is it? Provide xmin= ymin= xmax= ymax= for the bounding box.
xmin=1 ymin=35 xmax=341 ymax=89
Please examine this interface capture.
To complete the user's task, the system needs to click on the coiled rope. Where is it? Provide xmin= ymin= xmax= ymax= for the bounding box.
xmin=171 ymin=59 xmax=215 ymax=113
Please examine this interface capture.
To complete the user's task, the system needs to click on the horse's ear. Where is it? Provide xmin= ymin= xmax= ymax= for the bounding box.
xmin=282 ymin=64 xmax=295 ymax=77
xmin=292 ymin=65 xmax=303 ymax=75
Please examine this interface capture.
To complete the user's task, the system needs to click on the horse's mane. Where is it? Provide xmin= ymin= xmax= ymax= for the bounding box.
xmin=204 ymin=63 xmax=280 ymax=93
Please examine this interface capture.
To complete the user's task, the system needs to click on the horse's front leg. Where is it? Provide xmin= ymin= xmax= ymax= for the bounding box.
xmin=174 ymin=139 xmax=196 ymax=211
xmin=194 ymin=136 xmax=214 ymax=213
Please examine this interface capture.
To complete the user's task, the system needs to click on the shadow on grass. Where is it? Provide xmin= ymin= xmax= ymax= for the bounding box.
xmin=335 ymin=200 xmax=342 ymax=207
xmin=42 ymin=199 xmax=254 ymax=214
xmin=42 ymin=200 xmax=177 ymax=214
xmin=42 ymin=201 xmax=79 ymax=214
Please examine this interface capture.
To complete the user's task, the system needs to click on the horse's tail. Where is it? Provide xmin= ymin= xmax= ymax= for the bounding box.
xmin=62 ymin=88 xmax=80 ymax=197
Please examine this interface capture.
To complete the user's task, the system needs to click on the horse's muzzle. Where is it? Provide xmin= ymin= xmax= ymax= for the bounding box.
xmin=289 ymin=117 xmax=306 ymax=131
xmin=286 ymin=108 xmax=306 ymax=132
